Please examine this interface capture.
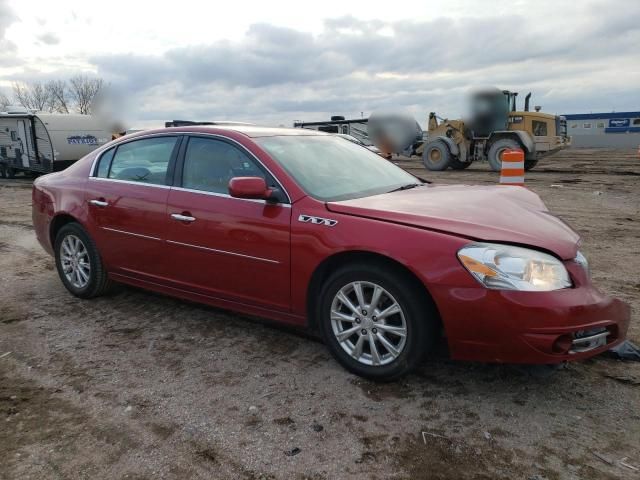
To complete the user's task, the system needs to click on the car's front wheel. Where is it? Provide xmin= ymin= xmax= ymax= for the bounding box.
xmin=54 ymin=222 xmax=113 ymax=298
xmin=319 ymin=263 xmax=437 ymax=381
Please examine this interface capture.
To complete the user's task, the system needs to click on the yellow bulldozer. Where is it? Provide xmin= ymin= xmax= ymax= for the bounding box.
xmin=418 ymin=88 xmax=571 ymax=171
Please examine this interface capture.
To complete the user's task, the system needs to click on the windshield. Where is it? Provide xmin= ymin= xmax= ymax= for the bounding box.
xmin=255 ymin=135 xmax=419 ymax=201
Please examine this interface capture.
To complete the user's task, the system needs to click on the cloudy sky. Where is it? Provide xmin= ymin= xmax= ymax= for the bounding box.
xmin=1 ymin=0 xmax=638 ymax=128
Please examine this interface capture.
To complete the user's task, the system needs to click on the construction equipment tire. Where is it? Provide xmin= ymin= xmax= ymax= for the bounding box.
xmin=422 ymin=141 xmax=452 ymax=171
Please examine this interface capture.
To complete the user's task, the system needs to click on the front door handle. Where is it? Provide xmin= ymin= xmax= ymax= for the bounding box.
xmin=171 ymin=213 xmax=196 ymax=223
xmin=89 ymin=199 xmax=108 ymax=207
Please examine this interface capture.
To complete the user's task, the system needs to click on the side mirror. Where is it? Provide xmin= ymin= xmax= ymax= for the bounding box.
xmin=228 ymin=176 xmax=273 ymax=200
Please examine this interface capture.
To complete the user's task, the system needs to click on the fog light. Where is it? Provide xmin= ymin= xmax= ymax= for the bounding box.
xmin=552 ymin=334 xmax=573 ymax=354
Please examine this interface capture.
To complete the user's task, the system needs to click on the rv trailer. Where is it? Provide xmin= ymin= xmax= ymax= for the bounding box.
xmin=293 ymin=116 xmax=373 ymax=146
xmin=0 ymin=112 xmax=112 ymax=178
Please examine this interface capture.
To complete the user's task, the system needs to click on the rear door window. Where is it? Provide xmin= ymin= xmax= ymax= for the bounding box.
xmin=108 ymin=136 xmax=178 ymax=185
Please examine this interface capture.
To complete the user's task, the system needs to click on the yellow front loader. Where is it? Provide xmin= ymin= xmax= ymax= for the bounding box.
xmin=417 ymin=89 xmax=571 ymax=171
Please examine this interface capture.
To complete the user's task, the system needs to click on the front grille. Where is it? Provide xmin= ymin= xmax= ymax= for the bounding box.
xmin=570 ymin=327 xmax=610 ymax=354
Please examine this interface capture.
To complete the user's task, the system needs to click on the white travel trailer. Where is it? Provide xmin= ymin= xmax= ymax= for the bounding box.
xmin=0 ymin=112 xmax=112 ymax=178
xmin=294 ymin=116 xmax=373 ymax=146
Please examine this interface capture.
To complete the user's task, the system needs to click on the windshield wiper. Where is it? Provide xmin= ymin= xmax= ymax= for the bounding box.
xmin=388 ymin=183 xmax=422 ymax=193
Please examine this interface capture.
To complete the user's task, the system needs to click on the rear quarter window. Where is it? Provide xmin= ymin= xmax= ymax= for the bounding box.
xmin=95 ymin=148 xmax=115 ymax=178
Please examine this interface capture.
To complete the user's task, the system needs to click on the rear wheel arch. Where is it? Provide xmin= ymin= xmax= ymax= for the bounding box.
xmin=50 ymin=213 xmax=80 ymax=247
xmin=53 ymin=221 xmax=113 ymax=298
xmin=306 ymin=250 xmax=442 ymax=335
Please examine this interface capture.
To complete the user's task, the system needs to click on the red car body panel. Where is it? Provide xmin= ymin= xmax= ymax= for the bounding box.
xmin=84 ymin=179 xmax=170 ymax=279
xmin=326 ymin=185 xmax=581 ymax=260
xmin=163 ymin=188 xmax=291 ymax=311
xmin=31 ymin=126 xmax=631 ymax=364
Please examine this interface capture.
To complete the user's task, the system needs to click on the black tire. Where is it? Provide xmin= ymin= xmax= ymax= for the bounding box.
xmin=487 ymin=138 xmax=521 ymax=172
xmin=54 ymin=222 xmax=113 ymax=299
xmin=318 ymin=263 xmax=438 ymax=381
xmin=524 ymin=159 xmax=538 ymax=171
xmin=6 ymin=166 xmax=15 ymax=179
xmin=450 ymin=158 xmax=471 ymax=170
xmin=0 ymin=164 xmax=6 ymax=179
xmin=422 ymin=141 xmax=452 ymax=171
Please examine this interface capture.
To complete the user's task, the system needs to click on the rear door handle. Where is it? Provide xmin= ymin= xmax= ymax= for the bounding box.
xmin=171 ymin=213 xmax=196 ymax=223
xmin=89 ymin=199 xmax=108 ymax=207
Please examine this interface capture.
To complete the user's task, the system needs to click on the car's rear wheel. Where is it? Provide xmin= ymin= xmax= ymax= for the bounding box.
xmin=54 ymin=222 xmax=113 ymax=298
xmin=319 ymin=263 xmax=437 ymax=381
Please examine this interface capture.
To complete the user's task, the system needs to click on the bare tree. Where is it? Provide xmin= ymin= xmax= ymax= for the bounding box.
xmin=12 ymin=81 xmax=50 ymax=111
xmin=45 ymin=79 xmax=70 ymax=113
xmin=10 ymin=76 xmax=105 ymax=114
xmin=0 ymin=91 xmax=9 ymax=110
xmin=69 ymin=75 xmax=103 ymax=114
xmin=12 ymin=82 xmax=30 ymax=109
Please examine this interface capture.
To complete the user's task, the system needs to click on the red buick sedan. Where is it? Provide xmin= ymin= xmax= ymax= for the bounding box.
xmin=32 ymin=126 xmax=630 ymax=380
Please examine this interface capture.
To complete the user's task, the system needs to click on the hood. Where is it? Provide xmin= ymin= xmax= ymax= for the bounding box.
xmin=326 ymin=184 xmax=580 ymax=260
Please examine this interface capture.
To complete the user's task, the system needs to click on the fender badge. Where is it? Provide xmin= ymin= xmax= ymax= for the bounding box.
xmin=298 ymin=214 xmax=338 ymax=227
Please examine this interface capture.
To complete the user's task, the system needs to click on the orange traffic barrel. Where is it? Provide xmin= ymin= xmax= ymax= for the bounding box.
xmin=500 ymin=149 xmax=525 ymax=186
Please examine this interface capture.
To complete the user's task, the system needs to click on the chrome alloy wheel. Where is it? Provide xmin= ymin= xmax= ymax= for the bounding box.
xmin=330 ymin=281 xmax=407 ymax=366
xmin=60 ymin=234 xmax=91 ymax=289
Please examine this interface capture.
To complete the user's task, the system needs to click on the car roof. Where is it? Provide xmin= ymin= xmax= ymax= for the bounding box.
xmin=134 ymin=125 xmax=330 ymax=139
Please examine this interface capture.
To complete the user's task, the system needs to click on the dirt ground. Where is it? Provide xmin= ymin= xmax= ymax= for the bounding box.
xmin=1 ymin=148 xmax=639 ymax=480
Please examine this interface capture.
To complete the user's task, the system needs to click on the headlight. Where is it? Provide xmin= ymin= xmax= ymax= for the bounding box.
xmin=457 ymin=243 xmax=571 ymax=291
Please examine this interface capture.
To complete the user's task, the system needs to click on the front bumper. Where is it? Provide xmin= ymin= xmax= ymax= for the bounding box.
xmin=430 ymin=264 xmax=631 ymax=364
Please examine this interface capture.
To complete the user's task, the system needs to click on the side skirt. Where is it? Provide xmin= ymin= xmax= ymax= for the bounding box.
xmin=109 ymin=272 xmax=306 ymax=328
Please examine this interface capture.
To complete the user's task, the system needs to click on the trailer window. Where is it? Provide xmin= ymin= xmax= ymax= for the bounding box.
xmin=10 ymin=131 xmax=17 ymax=141
xmin=95 ymin=148 xmax=115 ymax=178
xmin=108 ymin=136 xmax=178 ymax=185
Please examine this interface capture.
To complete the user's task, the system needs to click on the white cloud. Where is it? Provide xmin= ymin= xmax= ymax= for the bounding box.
xmin=1 ymin=0 xmax=639 ymax=127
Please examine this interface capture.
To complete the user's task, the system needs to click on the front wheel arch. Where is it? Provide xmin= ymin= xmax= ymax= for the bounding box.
xmin=306 ymin=251 xmax=442 ymax=336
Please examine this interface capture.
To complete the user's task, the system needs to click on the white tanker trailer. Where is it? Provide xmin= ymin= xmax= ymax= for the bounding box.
xmin=0 ymin=111 xmax=113 ymax=178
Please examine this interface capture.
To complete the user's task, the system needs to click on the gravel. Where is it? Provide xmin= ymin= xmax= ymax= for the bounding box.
xmin=1 ymin=148 xmax=638 ymax=479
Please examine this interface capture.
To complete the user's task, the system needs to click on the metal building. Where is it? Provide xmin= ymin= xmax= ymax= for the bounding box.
xmin=563 ymin=111 xmax=640 ymax=148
